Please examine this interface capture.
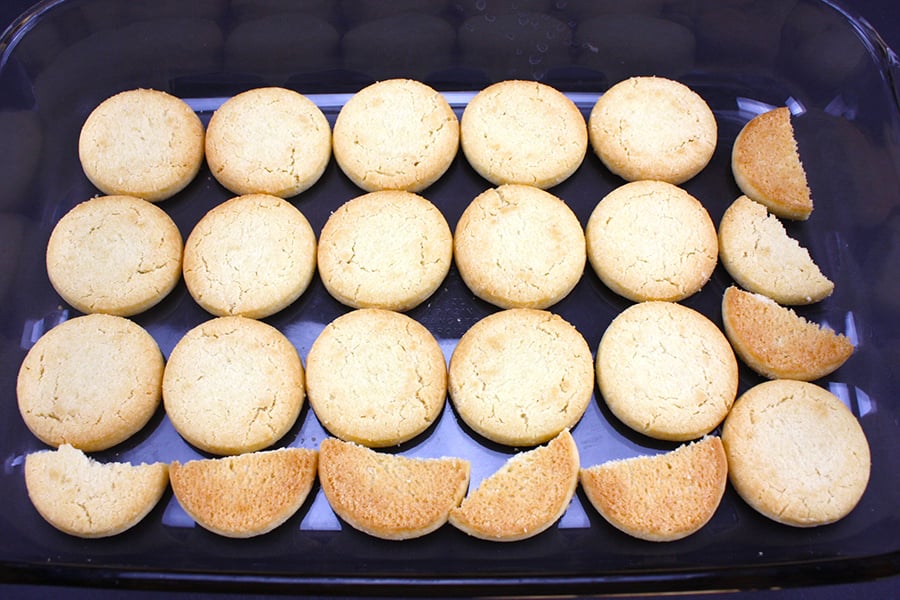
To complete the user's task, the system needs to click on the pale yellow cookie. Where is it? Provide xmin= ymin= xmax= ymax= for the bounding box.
xmin=588 ymin=76 xmax=717 ymax=184
xmin=585 ymin=180 xmax=718 ymax=302
xmin=183 ymin=194 xmax=317 ymax=319
xmin=78 ymin=88 xmax=204 ymax=202
xmin=596 ymin=301 xmax=738 ymax=441
xmin=305 ymin=309 xmax=446 ymax=447
xmin=318 ymin=438 xmax=470 ymax=540
xmin=460 ymin=80 xmax=587 ymax=188
xmin=721 ymin=286 xmax=854 ymax=380
xmin=317 ymin=190 xmax=452 ymax=311
xmin=448 ymin=308 xmax=594 ymax=447
xmin=718 ymin=195 xmax=833 ymax=305
xmin=580 ymin=436 xmax=728 ymax=542
xmin=25 ymin=444 xmax=168 ymax=538
xmin=162 ymin=316 xmax=305 ymax=455
xmin=17 ymin=314 xmax=164 ymax=452
xmin=169 ymin=447 xmax=318 ymax=538
xmin=732 ymin=107 xmax=813 ymax=220
xmin=46 ymin=195 xmax=183 ymax=316
xmin=332 ymin=78 xmax=459 ymax=192
xmin=205 ymin=87 xmax=331 ymax=198
xmin=722 ymin=380 xmax=870 ymax=527
xmin=448 ymin=429 xmax=579 ymax=542
xmin=453 ymin=184 xmax=586 ymax=309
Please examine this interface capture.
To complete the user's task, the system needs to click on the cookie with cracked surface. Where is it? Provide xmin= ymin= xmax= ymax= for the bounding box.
xmin=460 ymin=80 xmax=587 ymax=189
xmin=588 ymin=76 xmax=717 ymax=184
xmin=169 ymin=447 xmax=317 ymax=538
xmin=722 ymin=379 xmax=870 ymax=527
xmin=317 ymin=190 xmax=452 ymax=311
xmin=78 ymin=88 xmax=204 ymax=202
xmin=596 ymin=301 xmax=738 ymax=441
xmin=46 ymin=195 xmax=183 ymax=317
xmin=448 ymin=429 xmax=579 ymax=542
xmin=305 ymin=309 xmax=446 ymax=447
xmin=17 ymin=314 xmax=164 ymax=452
xmin=732 ymin=107 xmax=813 ymax=220
xmin=332 ymin=78 xmax=459 ymax=192
xmin=718 ymin=195 xmax=833 ymax=305
xmin=205 ymin=87 xmax=331 ymax=198
xmin=25 ymin=444 xmax=168 ymax=538
xmin=585 ymin=180 xmax=718 ymax=302
xmin=162 ymin=316 xmax=305 ymax=455
xmin=448 ymin=308 xmax=594 ymax=447
xmin=454 ymin=184 xmax=586 ymax=309
xmin=721 ymin=286 xmax=853 ymax=381
xmin=580 ymin=436 xmax=728 ymax=542
xmin=183 ymin=193 xmax=317 ymax=319
xmin=318 ymin=437 xmax=470 ymax=540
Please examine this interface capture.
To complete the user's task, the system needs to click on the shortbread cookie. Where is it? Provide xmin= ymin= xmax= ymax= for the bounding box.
xmin=305 ymin=309 xmax=446 ymax=447
xmin=25 ymin=444 xmax=168 ymax=538
xmin=448 ymin=308 xmax=593 ymax=446
xmin=718 ymin=195 xmax=833 ymax=305
xmin=588 ymin=76 xmax=717 ymax=184
xmin=580 ymin=436 xmax=728 ymax=542
xmin=448 ymin=429 xmax=579 ymax=542
xmin=597 ymin=301 xmax=738 ymax=441
xmin=162 ymin=316 xmax=305 ymax=455
xmin=205 ymin=87 xmax=331 ymax=198
xmin=732 ymin=107 xmax=813 ymax=220
xmin=722 ymin=380 xmax=870 ymax=527
xmin=721 ymin=286 xmax=854 ymax=380
xmin=585 ymin=180 xmax=718 ymax=302
xmin=169 ymin=447 xmax=317 ymax=538
xmin=46 ymin=195 xmax=183 ymax=316
xmin=78 ymin=88 xmax=204 ymax=202
xmin=317 ymin=190 xmax=452 ymax=311
xmin=318 ymin=438 xmax=470 ymax=540
xmin=332 ymin=78 xmax=458 ymax=192
xmin=460 ymin=80 xmax=587 ymax=188
xmin=454 ymin=184 xmax=586 ymax=309
xmin=17 ymin=314 xmax=164 ymax=452
xmin=183 ymin=194 xmax=317 ymax=319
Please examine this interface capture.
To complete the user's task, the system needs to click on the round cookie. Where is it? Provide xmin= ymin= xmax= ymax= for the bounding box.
xmin=205 ymin=87 xmax=331 ymax=198
xmin=332 ymin=78 xmax=459 ymax=192
xmin=317 ymin=190 xmax=452 ymax=311
xmin=78 ymin=88 xmax=204 ymax=202
xmin=596 ymin=301 xmax=738 ymax=441
xmin=722 ymin=380 xmax=870 ymax=527
xmin=588 ymin=76 xmax=717 ymax=184
xmin=17 ymin=314 xmax=164 ymax=452
xmin=585 ymin=180 xmax=718 ymax=302
xmin=305 ymin=309 xmax=446 ymax=447
xmin=454 ymin=184 xmax=586 ymax=309
xmin=183 ymin=194 xmax=317 ymax=319
xmin=162 ymin=316 xmax=305 ymax=456
xmin=448 ymin=308 xmax=594 ymax=446
xmin=460 ymin=80 xmax=587 ymax=189
xmin=46 ymin=195 xmax=183 ymax=317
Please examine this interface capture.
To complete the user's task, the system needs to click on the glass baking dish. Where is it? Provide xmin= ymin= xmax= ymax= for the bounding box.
xmin=0 ymin=0 xmax=898 ymax=594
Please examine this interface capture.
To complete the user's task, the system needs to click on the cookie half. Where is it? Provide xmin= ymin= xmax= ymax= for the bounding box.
xmin=585 ymin=180 xmax=718 ymax=302
xmin=580 ymin=436 xmax=728 ymax=542
xmin=78 ymin=88 xmax=204 ymax=202
xmin=448 ymin=429 xmax=579 ymax=542
xmin=46 ymin=195 xmax=183 ymax=316
xmin=722 ymin=380 xmax=870 ymax=527
xmin=318 ymin=438 xmax=470 ymax=540
xmin=169 ymin=447 xmax=317 ymax=538
xmin=454 ymin=184 xmax=586 ymax=309
xmin=25 ymin=444 xmax=168 ymax=538
xmin=17 ymin=314 xmax=164 ymax=452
